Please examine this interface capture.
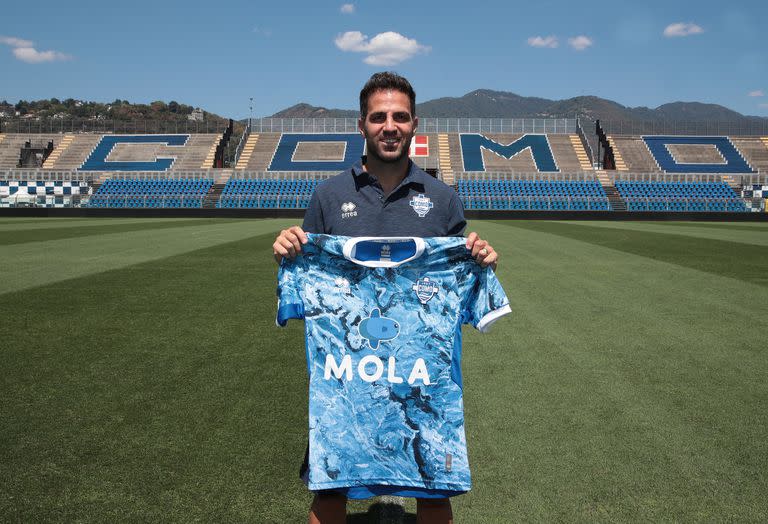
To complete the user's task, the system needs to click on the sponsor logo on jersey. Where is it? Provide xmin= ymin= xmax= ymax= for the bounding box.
xmin=358 ymin=308 xmax=399 ymax=349
xmin=341 ymin=201 xmax=357 ymax=218
xmin=324 ymin=354 xmax=431 ymax=385
xmin=412 ymin=276 xmax=439 ymax=304
xmin=409 ymin=194 xmax=433 ymax=217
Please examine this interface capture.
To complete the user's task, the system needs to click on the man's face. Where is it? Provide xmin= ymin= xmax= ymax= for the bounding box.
xmin=359 ymin=89 xmax=418 ymax=164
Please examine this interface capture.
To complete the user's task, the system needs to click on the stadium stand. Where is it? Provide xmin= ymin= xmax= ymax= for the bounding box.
xmin=642 ymin=136 xmax=755 ymax=174
xmin=79 ymin=134 xmax=223 ymax=172
xmin=607 ymin=135 xmax=655 ymax=171
xmin=235 ymin=133 xmax=281 ymax=170
xmin=217 ymin=174 xmax=326 ymax=209
xmin=460 ymin=134 xmax=559 ymax=172
xmin=268 ymin=134 xmax=365 ymax=172
xmin=43 ymin=134 xmax=103 ymax=170
xmin=730 ymin=137 xmax=768 ymax=173
xmin=615 ymin=179 xmax=746 ymax=212
xmin=88 ymin=176 xmax=213 ymax=208
xmin=0 ymin=134 xmax=59 ymax=168
xmin=456 ymin=173 xmax=610 ymax=211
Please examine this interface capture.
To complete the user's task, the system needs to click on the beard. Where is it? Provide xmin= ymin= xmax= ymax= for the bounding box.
xmin=365 ymin=134 xmax=412 ymax=164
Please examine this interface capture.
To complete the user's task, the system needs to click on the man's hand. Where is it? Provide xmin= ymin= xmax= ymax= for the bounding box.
xmin=466 ymin=231 xmax=498 ymax=270
xmin=273 ymin=226 xmax=308 ymax=264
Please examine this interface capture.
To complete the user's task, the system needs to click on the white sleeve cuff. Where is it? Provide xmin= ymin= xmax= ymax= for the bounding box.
xmin=476 ymin=304 xmax=512 ymax=333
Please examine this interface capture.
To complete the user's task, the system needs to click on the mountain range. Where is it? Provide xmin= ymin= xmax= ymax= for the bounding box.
xmin=270 ymin=89 xmax=767 ymax=124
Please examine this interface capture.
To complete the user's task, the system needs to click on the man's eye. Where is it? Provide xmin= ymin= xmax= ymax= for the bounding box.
xmin=393 ymin=113 xmax=411 ymax=122
xmin=369 ymin=114 xmax=386 ymax=123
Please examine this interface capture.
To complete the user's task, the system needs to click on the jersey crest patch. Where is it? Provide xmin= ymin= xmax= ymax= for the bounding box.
xmin=409 ymin=194 xmax=433 ymax=217
xmin=358 ymin=308 xmax=399 ymax=349
xmin=412 ymin=277 xmax=439 ymax=304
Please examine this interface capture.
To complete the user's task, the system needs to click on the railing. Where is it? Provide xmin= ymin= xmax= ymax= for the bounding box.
xmin=455 ymin=171 xmax=599 ymax=181
xmin=233 ymin=119 xmax=251 ymax=167
xmin=87 ymin=195 xmax=206 ymax=208
xmin=217 ymin=193 xmax=310 ymax=209
xmin=0 ymin=118 xmax=230 ymax=134
xmin=248 ymin=118 xmax=578 ymax=134
xmin=229 ymin=171 xmax=334 ymax=180
xmin=622 ymin=197 xmax=750 ymax=212
xmin=599 ymin=120 xmax=768 ymax=136
xmin=609 ymin=171 xmax=768 ymax=185
xmin=575 ymin=119 xmax=595 ymax=167
xmin=460 ymin=195 xmax=610 ymax=211
xmin=0 ymin=169 xmax=94 ymax=182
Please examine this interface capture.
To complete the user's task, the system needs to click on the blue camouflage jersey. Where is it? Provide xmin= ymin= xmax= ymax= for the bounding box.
xmin=277 ymin=235 xmax=511 ymax=499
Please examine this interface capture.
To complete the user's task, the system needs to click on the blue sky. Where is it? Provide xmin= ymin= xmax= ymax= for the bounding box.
xmin=1 ymin=0 xmax=766 ymax=119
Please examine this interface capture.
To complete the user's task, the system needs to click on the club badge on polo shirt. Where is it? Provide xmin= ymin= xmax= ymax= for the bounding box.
xmin=341 ymin=201 xmax=357 ymax=219
xmin=409 ymin=194 xmax=433 ymax=218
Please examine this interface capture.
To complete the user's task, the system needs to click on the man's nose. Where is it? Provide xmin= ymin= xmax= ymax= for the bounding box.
xmin=383 ymin=115 xmax=396 ymax=131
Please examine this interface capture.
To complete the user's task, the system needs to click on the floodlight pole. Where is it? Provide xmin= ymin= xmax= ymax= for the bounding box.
xmin=249 ymin=97 xmax=253 ymax=127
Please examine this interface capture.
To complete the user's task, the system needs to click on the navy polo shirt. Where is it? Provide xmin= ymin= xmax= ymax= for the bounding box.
xmin=302 ymin=161 xmax=466 ymax=237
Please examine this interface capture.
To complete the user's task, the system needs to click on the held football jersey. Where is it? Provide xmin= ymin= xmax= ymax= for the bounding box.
xmin=277 ymin=235 xmax=511 ymax=499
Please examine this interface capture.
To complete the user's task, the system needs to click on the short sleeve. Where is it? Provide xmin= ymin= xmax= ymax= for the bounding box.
xmin=463 ymin=266 xmax=511 ymax=333
xmin=276 ymin=257 xmax=306 ymax=327
xmin=445 ymin=192 xmax=467 ymax=237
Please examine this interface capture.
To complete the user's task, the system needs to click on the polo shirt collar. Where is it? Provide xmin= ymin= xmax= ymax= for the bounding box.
xmin=351 ymin=159 xmax=425 ymax=188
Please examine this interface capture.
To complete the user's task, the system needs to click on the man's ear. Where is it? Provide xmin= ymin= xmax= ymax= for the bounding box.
xmin=358 ymin=117 xmax=365 ymax=137
xmin=413 ymin=116 xmax=419 ymax=131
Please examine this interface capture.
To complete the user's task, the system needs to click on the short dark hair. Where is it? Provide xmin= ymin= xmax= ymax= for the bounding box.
xmin=359 ymin=72 xmax=416 ymax=119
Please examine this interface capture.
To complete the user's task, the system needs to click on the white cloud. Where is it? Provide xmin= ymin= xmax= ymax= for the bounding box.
xmin=334 ymin=30 xmax=430 ymax=66
xmin=13 ymin=47 xmax=72 ymax=63
xmin=748 ymin=90 xmax=764 ymax=97
xmin=527 ymin=36 xmax=558 ymax=48
xmin=760 ymin=103 xmax=768 ymax=109
xmin=664 ymin=22 xmax=704 ymax=37
xmin=340 ymin=3 xmax=354 ymax=14
xmin=252 ymin=26 xmax=272 ymax=37
xmin=0 ymin=35 xmax=71 ymax=63
xmin=0 ymin=35 xmax=33 ymax=47
xmin=568 ymin=35 xmax=593 ymax=51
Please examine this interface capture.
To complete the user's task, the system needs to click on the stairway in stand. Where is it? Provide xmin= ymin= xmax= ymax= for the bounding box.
xmin=236 ymin=134 xmax=259 ymax=169
xmin=596 ymin=170 xmax=626 ymax=211
xmin=204 ymin=183 xmax=226 ymax=208
xmin=43 ymin=134 xmax=75 ymax=168
xmin=437 ymin=133 xmax=453 ymax=185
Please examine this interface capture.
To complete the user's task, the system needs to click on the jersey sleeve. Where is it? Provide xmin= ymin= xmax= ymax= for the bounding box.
xmin=276 ymin=257 xmax=306 ymax=327
xmin=463 ymin=266 xmax=511 ymax=333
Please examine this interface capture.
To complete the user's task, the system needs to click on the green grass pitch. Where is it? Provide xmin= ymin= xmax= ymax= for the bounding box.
xmin=1 ymin=217 xmax=767 ymax=522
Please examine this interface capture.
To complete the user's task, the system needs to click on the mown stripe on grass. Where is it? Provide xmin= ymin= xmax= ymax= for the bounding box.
xmin=0 ymin=232 xmax=312 ymax=522
xmin=559 ymin=220 xmax=768 ymax=248
xmin=497 ymin=220 xmax=768 ymax=287
xmin=0 ymin=218 xmax=247 ymax=246
xmin=0 ymin=218 xmax=296 ymax=296
xmin=459 ymin=220 xmax=768 ymax=521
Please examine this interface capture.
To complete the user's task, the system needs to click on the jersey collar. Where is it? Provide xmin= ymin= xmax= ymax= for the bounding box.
xmin=341 ymin=237 xmax=426 ymax=268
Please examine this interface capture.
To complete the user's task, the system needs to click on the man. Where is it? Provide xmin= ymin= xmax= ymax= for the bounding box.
xmin=273 ymin=72 xmax=498 ymax=524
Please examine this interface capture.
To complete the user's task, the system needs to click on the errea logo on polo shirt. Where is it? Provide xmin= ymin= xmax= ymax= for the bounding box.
xmin=409 ymin=194 xmax=433 ymax=217
xmin=341 ymin=202 xmax=357 ymax=219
